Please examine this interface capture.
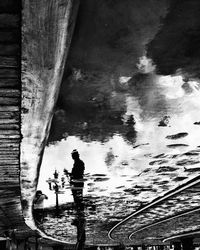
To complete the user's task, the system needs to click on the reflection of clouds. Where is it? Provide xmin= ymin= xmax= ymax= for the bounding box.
xmin=39 ymin=135 xmax=141 ymax=206
xmin=127 ymin=72 xmax=200 ymax=121
xmin=182 ymin=80 xmax=200 ymax=94
xmin=137 ymin=55 xmax=156 ymax=73
xmin=158 ymin=75 xmax=185 ymax=99
xmin=39 ymin=68 xmax=200 ymax=244
xmin=119 ymin=76 xmax=131 ymax=84
xmin=40 ymin=77 xmax=200 ymax=206
xmin=104 ymin=148 xmax=115 ymax=166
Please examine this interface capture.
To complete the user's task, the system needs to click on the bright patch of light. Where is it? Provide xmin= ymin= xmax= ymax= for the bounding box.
xmin=158 ymin=75 xmax=185 ymax=99
xmin=159 ymin=75 xmax=183 ymax=87
xmin=137 ymin=55 xmax=156 ymax=73
xmin=119 ymin=76 xmax=132 ymax=84
xmin=188 ymin=80 xmax=200 ymax=91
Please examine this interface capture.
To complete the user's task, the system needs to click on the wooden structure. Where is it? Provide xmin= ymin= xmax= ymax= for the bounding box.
xmin=0 ymin=0 xmax=28 ymax=234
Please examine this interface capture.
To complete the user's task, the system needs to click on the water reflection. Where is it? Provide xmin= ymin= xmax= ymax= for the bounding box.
xmin=65 ymin=150 xmax=85 ymax=211
xmin=33 ymin=151 xmax=88 ymax=249
xmin=36 ymin=0 xmax=200 ymax=244
xmin=36 ymin=66 xmax=200 ymax=244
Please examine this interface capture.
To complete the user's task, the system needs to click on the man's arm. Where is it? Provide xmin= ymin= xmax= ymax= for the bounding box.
xmin=64 ymin=169 xmax=71 ymax=176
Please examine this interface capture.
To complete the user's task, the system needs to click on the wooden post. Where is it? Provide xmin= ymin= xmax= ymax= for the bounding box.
xmin=56 ymin=191 xmax=59 ymax=214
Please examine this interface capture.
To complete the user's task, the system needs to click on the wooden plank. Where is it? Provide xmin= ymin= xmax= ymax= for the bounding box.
xmin=0 ymin=134 xmax=20 ymax=139
xmin=0 ymin=175 xmax=19 ymax=178
xmin=0 ymin=14 xmax=19 ymax=28
xmin=0 ymin=1 xmax=21 ymax=14
xmin=0 ymin=129 xmax=19 ymax=134
xmin=0 ymin=173 xmax=19 ymax=176
xmin=0 ymin=144 xmax=19 ymax=147
xmin=0 ymin=186 xmax=20 ymax=192
xmin=0 ymin=119 xmax=19 ymax=124
xmin=0 ymin=56 xmax=18 ymax=68
xmin=0 ymin=183 xmax=19 ymax=188
xmin=0 ymin=197 xmax=20 ymax=202
xmin=0 ymin=89 xmax=20 ymax=97
xmin=0 ymin=44 xmax=19 ymax=56
xmin=0 ymin=97 xmax=19 ymax=105
xmin=0 ymin=31 xmax=19 ymax=43
xmin=0 ymin=68 xmax=18 ymax=78
xmin=0 ymin=111 xmax=19 ymax=119
xmin=0 ymin=177 xmax=19 ymax=181
xmin=0 ymin=174 xmax=19 ymax=178
xmin=0 ymin=195 xmax=20 ymax=200
xmin=0 ymin=154 xmax=18 ymax=159
xmin=0 ymin=106 xmax=19 ymax=111
xmin=0 ymin=124 xmax=19 ymax=130
xmin=0 ymin=160 xmax=19 ymax=164
xmin=0 ymin=79 xmax=20 ymax=88
xmin=0 ymin=181 xmax=19 ymax=186
xmin=0 ymin=150 xmax=18 ymax=154
xmin=0 ymin=145 xmax=19 ymax=149
xmin=0 ymin=138 xmax=20 ymax=143
xmin=0 ymin=141 xmax=19 ymax=146
xmin=0 ymin=165 xmax=19 ymax=169
xmin=0 ymin=146 xmax=19 ymax=150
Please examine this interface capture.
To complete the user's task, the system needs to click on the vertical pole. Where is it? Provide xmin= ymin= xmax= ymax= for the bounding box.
xmin=55 ymin=183 xmax=59 ymax=215
xmin=55 ymin=192 xmax=59 ymax=216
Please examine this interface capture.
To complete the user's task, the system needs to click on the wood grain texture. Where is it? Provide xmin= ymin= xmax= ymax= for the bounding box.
xmin=0 ymin=0 xmax=30 ymax=237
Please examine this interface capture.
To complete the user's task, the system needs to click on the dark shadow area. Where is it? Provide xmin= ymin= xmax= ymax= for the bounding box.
xmin=48 ymin=0 xmax=169 ymax=144
xmin=147 ymin=0 xmax=200 ymax=78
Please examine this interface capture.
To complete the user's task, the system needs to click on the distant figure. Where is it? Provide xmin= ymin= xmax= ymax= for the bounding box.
xmin=158 ymin=115 xmax=170 ymax=127
xmin=126 ymin=114 xmax=136 ymax=126
xmin=33 ymin=190 xmax=48 ymax=223
xmin=64 ymin=150 xmax=85 ymax=209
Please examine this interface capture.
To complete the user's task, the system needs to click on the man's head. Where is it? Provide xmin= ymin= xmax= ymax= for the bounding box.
xmin=71 ymin=149 xmax=80 ymax=160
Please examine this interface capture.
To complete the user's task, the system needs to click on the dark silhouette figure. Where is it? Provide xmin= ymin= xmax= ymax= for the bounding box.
xmin=64 ymin=149 xmax=85 ymax=210
xmin=72 ymin=212 xmax=86 ymax=250
xmin=64 ymin=150 xmax=86 ymax=250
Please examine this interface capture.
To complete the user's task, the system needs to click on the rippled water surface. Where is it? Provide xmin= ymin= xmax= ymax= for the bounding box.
xmin=36 ymin=0 xmax=200 ymax=244
xmin=37 ymin=68 xmax=200 ymax=244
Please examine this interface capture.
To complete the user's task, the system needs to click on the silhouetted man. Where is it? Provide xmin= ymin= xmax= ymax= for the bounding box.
xmin=64 ymin=150 xmax=85 ymax=210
